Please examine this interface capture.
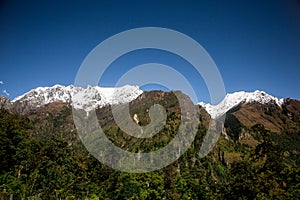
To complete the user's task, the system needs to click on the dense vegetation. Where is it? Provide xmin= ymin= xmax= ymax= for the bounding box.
xmin=0 ymin=102 xmax=300 ymax=199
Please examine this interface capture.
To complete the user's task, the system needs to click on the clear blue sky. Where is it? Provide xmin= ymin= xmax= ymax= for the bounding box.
xmin=0 ymin=0 xmax=300 ymax=103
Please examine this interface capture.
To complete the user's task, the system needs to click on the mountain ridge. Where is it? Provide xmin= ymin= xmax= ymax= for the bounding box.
xmin=8 ymin=84 xmax=143 ymax=114
xmin=1 ymin=85 xmax=298 ymax=120
xmin=198 ymin=90 xmax=286 ymax=119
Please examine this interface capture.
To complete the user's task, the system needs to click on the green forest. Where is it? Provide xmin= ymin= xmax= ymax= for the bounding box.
xmin=0 ymin=104 xmax=300 ymax=199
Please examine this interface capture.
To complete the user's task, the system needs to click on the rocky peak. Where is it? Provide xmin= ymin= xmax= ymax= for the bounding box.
xmin=0 ymin=96 xmax=12 ymax=111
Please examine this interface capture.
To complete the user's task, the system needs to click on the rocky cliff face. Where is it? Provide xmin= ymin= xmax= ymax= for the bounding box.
xmin=0 ymin=96 xmax=12 ymax=111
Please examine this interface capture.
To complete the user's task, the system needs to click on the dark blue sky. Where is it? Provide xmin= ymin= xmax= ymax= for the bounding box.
xmin=0 ymin=0 xmax=300 ymax=103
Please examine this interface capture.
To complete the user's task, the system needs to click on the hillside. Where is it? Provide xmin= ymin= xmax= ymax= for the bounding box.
xmin=0 ymin=86 xmax=300 ymax=199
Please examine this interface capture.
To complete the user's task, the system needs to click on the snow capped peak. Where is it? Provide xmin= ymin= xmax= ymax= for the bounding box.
xmin=12 ymin=84 xmax=143 ymax=112
xmin=12 ymin=84 xmax=82 ymax=104
xmin=198 ymin=90 xmax=284 ymax=119
xmin=72 ymin=85 xmax=142 ymax=112
xmin=12 ymin=86 xmax=286 ymax=117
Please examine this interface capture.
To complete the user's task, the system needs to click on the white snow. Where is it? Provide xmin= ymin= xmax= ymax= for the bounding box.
xmin=13 ymin=84 xmax=143 ymax=112
xmin=72 ymin=85 xmax=143 ymax=112
xmin=198 ymin=90 xmax=284 ymax=119
xmin=13 ymin=86 xmax=285 ymax=118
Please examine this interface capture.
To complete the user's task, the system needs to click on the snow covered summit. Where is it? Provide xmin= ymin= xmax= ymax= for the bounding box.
xmin=13 ymin=84 xmax=143 ymax=112
xmin=12 ymin=86 xmax=286 ymax=117
xmin=198 ymin=90 xmax=284 ymax=119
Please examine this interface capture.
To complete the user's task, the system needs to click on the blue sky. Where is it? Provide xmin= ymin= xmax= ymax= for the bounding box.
xmin=0 ymin=0 xmax=300 ymax=103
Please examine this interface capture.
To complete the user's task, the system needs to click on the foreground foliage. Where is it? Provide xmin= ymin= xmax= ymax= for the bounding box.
xmin=0 ymin=108 xmax=299 ymax=199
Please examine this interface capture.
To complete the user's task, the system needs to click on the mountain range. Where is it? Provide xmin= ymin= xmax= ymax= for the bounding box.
xmin=1 ymin=84 xmax=299 ymax=135
xmin=1 ymin=84 xmax=300 ymax=199
xmin=5 ymin=84 xmax=142 ymax=114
